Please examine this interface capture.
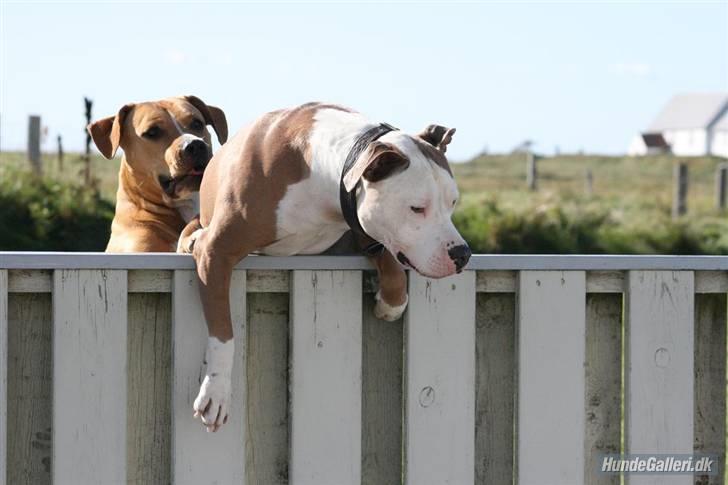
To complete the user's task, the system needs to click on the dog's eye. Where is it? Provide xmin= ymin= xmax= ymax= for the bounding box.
xmin=452 ymin=199 xmax=457 ymax=207
xmin=410 ymin=206 xmax=425 ymax=214
xmin=143 ymin=126 xmax=162 ymax=139
xmin=190 ymin=119 xmax=204 ymax=131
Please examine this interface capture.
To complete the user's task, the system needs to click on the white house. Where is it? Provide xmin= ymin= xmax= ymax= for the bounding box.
xmin=628 ymin=93 xmax=728 ymax=157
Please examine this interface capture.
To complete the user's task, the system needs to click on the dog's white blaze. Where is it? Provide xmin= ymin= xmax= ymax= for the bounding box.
xmin=167 ymin=110 xmax=185 ymax=135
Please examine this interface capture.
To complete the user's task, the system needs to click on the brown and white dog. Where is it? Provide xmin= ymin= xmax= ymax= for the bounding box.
xmin=178 ymin=102 xmax=471 ymax=431
xmin=88 ymin=96 xmax=228 ymax=252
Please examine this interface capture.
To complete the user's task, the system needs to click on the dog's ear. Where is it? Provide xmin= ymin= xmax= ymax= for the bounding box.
xmin=87 ymin=104 xmax=133 ymax=159
xmin=343 ymin=141 xmax=410 ymax=191
xmin=417 ymin=124 xmax=456 ymax=153
xmin=183 ymin=95 xmax=229 ymax=145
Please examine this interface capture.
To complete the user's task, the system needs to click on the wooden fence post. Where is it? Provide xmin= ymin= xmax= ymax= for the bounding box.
xmin=526 ymin=152 xmax=537 ymax=191
xmin=585 ymin=168 xmax=594 ymax=197
xmin=672 ymin=162 xmax=688 ymax=219
xmin=27 ymin=115 xmax=41 ymax=175
xmin=715 ymin=163 xmax=728 ymax=211
xmin=83 ymin=98 xmax=93 ymax=186
xmin=57 ymin=135 xmax=64 ymax=172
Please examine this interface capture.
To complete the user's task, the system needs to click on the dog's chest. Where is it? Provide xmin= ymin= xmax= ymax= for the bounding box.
xmin=262 ymin=175 xmax=348 ymax=256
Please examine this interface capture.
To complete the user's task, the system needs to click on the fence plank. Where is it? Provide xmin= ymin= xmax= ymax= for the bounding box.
xmin=0 ymin=270 xmax=6 ymax=485
xmin=52 ymin=269 xmax=128 ymax=485
xmin=518 ymin=270 xmax=586 ymax=485
xmin=171 ymin=270 xmax=246 ymax=484
xmin=694 ymin=294 xmax=726 ymax=485
xmin=585 ymin=293 xmax=623 ymax=485
xmin=404 ymin=271 xmax=476 ymax=485
xmin=7 ymin=293 xmax=52 ymax=485
xmin=246 ymin=292 xmax=290 ymax=485
xmin=127 ymin=293 xmax=171 ymax=485
xmin=290 ymin=270 xmax=363 ymax=484
xmin=625 ymin=271 xmax=694 ymax=485
xmin=362 ymin=292 xmax=403 ymax=485
xmin=475 ymin=292 xmax=516 ymax=484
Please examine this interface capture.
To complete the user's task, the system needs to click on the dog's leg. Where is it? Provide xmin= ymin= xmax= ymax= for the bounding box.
xmin=191 ymin=219 xmax=251 ymax=432
xmin=177 ymin=216 xmax=203 ymax=253
xmin=369 ymin=250 xmax=408 ymax=321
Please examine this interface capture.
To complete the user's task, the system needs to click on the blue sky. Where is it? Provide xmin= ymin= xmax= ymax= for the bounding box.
xmin=1 ymin=1 xmax=726 ymax=160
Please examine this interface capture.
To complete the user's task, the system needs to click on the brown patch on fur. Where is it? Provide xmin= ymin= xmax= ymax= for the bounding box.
xmin=194 ymin=103 xmax=340 ymax=339
xmin=413 ymin=137 xmax=453 ymax=176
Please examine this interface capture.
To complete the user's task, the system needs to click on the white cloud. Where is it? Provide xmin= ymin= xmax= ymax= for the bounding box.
xmin=609 ymin=62 xmax=653 ymax=78
xmin=164 ymin=49 xmax=189 ymax=65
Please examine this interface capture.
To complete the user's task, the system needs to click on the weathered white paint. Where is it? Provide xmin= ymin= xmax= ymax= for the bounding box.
xmin=625 ymin=271 xmax=694 ymax=485
xmin=518 ymin=271 xmax=586 ymax=485
xmin=404 ymin=271 xmax=476 ymax=485
xmin=5 ymin=252 xmax=728 ymax=271
xmin=289 ymin=270 xmax=363 ymax=484
xmin=0 ymin=270 xmax=7 ymax=485
xmin=52 ymin=269 xmax=128 ymax=485
xmin=171 ymin=269 xmax=246 ymax=484
xmin=1 ymin=257 xmax=726 ymax=485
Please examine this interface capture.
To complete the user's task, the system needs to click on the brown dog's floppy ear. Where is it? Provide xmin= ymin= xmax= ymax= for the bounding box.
xmin=418 ymin=124 xmax=456 ymax=153
xmin=343 ymin=141 xmax=410 ymax=191
xmin=184 ymin=95 xmax=229 ymax=144
xmin=87 ymin=104 xmax=133 ymax=159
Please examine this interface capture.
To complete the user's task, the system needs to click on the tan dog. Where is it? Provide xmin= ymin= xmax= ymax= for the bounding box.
xmin=88 ymin=96 xmax=228 ymax=252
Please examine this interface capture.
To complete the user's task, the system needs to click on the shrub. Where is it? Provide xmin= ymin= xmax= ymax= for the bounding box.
xmin=0 ymin=166 xmax=113 ymax=251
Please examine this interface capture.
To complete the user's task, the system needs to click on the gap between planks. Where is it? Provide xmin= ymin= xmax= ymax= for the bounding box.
xmin=7 ymin=269 xmax=728 ymax=294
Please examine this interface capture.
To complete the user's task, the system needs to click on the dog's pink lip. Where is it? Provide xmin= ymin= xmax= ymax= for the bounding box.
xmin=189 ymin=169 xmax=204 ymax=176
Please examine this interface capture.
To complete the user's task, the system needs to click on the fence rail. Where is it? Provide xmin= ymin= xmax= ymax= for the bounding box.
xmin=0 ymin=253 xmax=726 ymax=485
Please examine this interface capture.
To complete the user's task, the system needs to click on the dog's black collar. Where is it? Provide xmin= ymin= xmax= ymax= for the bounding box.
xmin=339 ymin=122 xmax=398 ymax=256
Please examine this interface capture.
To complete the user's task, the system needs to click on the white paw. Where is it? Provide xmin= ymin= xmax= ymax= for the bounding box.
xmin=193 ymin=337 xmax=234 ymax=432
xmin=193 ymin=374 xmax=231 ymax=433
xmin=177 ymin=228 xmax=203 ymax=254
xmin=374 ymin=290 xmax=408 ymax=321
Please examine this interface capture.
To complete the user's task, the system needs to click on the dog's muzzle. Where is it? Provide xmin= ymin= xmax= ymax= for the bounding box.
xmin=448 ymin=244 xmax=472 ymax=272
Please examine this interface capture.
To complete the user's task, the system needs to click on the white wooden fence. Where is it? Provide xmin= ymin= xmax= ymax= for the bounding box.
xmin=0 ymin=253 xmax=726 ymax=485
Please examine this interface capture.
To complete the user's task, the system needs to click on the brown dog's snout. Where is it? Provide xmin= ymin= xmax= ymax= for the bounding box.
xmin=183 ymin=139 xmax=210 ymax=171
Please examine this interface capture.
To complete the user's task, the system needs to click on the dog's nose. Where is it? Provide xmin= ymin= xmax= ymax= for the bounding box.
xmin=448 ymin=244 xmax=471 ymax=272
xmin=184 ymin=139 xmax=208 ymax=165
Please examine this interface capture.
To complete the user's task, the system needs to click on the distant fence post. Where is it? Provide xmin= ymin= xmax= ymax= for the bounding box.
xmin=526 ymin=152 xmax=537 ymax=191
xmin=672 ymin=162 xmax=688 ymax=219
xmin=27 ymin=115 xmax=41 ymax=175
xmin=83 ymin=97 xmax=93 ymax=186
xmin=57 ymin=135 xmax=64 ymax=172
xmin=715 ymin=163 xmax=728 ymax=211
xmin=584 ymin=168 xmax=593 ymax=197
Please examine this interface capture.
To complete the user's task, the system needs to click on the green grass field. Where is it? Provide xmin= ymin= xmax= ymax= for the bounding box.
xmin=2 ymin=150 xmax=728 ymax=253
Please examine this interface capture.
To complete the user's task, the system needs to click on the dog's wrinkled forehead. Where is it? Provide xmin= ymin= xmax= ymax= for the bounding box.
xmin=128 ymin=99 xmax=202 ymax=134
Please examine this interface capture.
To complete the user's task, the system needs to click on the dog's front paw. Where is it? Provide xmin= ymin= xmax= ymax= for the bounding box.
xmin=193 ymin=373 xmax=231 ymax=432
xmin=177 ymin=228 xmax=204 ymax=254
xmin=374 ymin=290 xmax=408 ymax=321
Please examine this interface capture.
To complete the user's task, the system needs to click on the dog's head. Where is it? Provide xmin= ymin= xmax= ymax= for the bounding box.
xmin=88 ymin=95 xmax=228 ymax=201
xmin=344 ymin=124 xmax=471 ymax=278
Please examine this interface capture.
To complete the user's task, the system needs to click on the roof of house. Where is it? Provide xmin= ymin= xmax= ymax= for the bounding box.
xmin=647 ymin=93 xmax=728 ymax=132
xmin=715 ymin=109 xmax=728 ymax=131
